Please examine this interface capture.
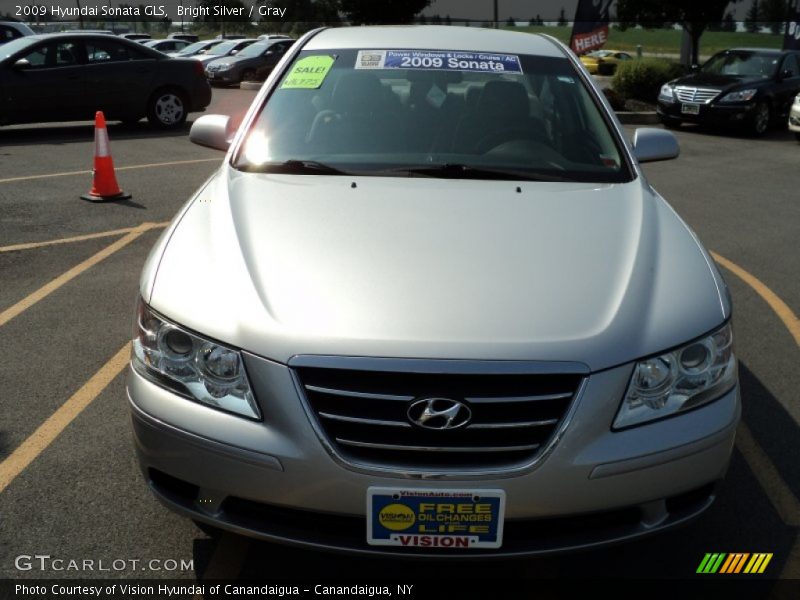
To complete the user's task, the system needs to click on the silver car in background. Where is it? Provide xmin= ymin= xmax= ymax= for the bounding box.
xmin=128 ymin=26 xmax=739 ymax=556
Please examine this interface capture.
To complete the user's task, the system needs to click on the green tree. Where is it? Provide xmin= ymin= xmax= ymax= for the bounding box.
xmin=745 ymin=0 xmax=760 ymax=32
xmin=761 ymin=0 xmax=788 ymax=34
xmin=506 ymin=16 xmax=515 ymax=26
xmin=339 ymin=0 xmax=431 ymax=24
xmin=557 ymin=7 xmax=567 ymax=26
xmin=616 ymin=0 xmax=742 ymax=65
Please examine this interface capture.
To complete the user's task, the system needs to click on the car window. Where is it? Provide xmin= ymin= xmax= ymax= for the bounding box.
xmin=703 ymin=51 xmax=780 ymax=77
xmin=782 ymin=54 xmax=800 ymax=77
xmin=236 ymin=48 xmax=631 ymax=183
xmin=86 ymin=40 xmax=133 ymax=63
xmin=20 ymin=41 xmax=81 ymax=68
xmin=0 ymin=25 xmax=22 ymax=44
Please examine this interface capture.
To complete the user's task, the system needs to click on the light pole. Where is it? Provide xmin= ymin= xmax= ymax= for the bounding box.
xmin=493 ymin=0 xmax=498 ymax=28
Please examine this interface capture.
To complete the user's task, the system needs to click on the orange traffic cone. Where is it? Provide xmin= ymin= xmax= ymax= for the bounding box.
xmin=80 ymin=111 xmax=132 ymax=202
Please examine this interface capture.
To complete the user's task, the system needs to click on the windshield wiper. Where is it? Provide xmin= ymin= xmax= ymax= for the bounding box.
xmin=394 ymin=163 xmax=571 ymax=182
xmin=242 ymin=159 xmax=348 ymax=175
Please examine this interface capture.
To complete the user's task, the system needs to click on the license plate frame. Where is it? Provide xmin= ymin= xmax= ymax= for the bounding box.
xmin=367 ymin=487 xmax=506 ymax=550
xmin=681 ymin=103 xmax=700 ymax=115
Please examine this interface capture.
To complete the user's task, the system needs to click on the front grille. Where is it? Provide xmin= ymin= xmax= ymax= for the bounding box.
xmin=294 ymin=366 xmax=582 ymax=471
xmin=674 ymin=86 xmax=720 ymax=104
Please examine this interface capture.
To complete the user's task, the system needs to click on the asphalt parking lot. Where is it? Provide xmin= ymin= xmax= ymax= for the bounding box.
xmin=1 ymin=87 xmax=798 ymax=586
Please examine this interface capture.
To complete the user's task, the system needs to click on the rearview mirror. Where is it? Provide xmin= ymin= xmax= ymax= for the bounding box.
xmin=632 ymin=128 xmax=680 ymax=163
xmin=13 ymin=58 xmax=31 ymax=70
xmin=190 ymin=114 xmax=233 ymax=151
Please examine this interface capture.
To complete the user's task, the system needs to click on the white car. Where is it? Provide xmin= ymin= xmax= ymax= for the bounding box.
xmin=129 ymin=25 xmax=739 ymax=556
xmin=0 ymin=19 xmax=34 ymax=45
xmin=790 ymin=93 xmax=800 ymax=141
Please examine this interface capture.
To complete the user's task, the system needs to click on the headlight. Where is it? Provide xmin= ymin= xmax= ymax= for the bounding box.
xmin=719 ymin=89 xmax=757 ymax=103
xmin=658 ymin=84 xmax=675 ymax=103
xmin=614 ymin=323 xmax=736 ymax=429
xmin=131 ymin=298 xmax=260 ymax=419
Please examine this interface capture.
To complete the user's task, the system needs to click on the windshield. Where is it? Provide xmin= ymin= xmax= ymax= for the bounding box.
xmin=234 ymin=48 xmax=631 ymax=183
xmin=208 ymin=41 xmax=238 ymax=56
xmin=588 ymin=50 xmax=612 ymax=58
xmin=236 ymin=41 xmax=269 ymax=58
xmin=142 ymin=40 xmax=159 ymax=47
xmin=176 ymin=41 xmax=210 ymax=55
xmin=1 ymin=36 xmax=38 ymax=60
xmin=702 ymin=51 xmax=779 ymax=77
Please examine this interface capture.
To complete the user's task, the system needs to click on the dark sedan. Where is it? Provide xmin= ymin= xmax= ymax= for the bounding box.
xmin=205 ymin=38 xmax=293 ymax=85
xmin=0 ymin=33 xmax=211 ymax=128
xmin=657 ymin=48 xmax=800 ymax=135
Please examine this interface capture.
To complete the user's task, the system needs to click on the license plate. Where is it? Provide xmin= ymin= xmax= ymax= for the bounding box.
xmin=681 ymin=103 xmax=700 ymax=115
xmin=367 ymin=487 xmax=505 ymax=549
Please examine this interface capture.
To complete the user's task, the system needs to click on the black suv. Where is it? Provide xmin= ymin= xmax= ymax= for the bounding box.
xmin=657 ymin=48 xmax=800 ymax=135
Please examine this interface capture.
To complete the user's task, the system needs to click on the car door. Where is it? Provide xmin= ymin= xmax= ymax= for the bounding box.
xmin=82 ymin=38 xmax=157 ymax=119
xmin=773 ymin=54 xmax=800 ymax=119
xmin=262 ymin=40 xmax=292 ymax=70
xmin=2 ymin=38 xmax=86 ymax=124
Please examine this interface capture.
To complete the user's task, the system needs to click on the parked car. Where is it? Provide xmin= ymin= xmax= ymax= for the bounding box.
xmin=205 ymin=38 xmax=293 ymax=84
xmin=0 ymin=33 xmax=211 ymax=128
xmin=192 ymin=38 xmax=257 ymax=67
xmin=579 ymin=49 xmax=633 ymax=75
xmin=0 ymin=19 xmax=34 ymax=45
xmin=168 ymin=33 xmax=199 ymax=43
xmin=169 ymin=39 xmax=224 ymax=58
xmin=658 ymin=47 xmax=800 ymax=135
xmin=257 ymin=33 xmax=292 ymax=41
xmin=119 ymin=33 xmax=151 ymax=41
xmin=130 ymin=26 xmax=740 ymax=556
xmin=142 ymin=38 xmax=192 ymax=54
xmin=789 ymin=93 xmax=800 ymax=141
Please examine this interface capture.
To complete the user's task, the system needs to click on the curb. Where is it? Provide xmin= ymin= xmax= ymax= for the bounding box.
xmin=240 ymin=81 xmax=262 ymax=90
xmin=616 ymin=111 xmax=659 ymax=125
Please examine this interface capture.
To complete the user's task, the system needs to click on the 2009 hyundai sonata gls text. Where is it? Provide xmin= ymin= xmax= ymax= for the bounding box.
xmin=128 ymin=26 xmax=739 ymax=556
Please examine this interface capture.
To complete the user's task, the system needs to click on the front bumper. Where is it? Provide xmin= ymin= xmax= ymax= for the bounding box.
xmin=206 ymin=69 xmax=238 ymax=84
xmin=789 ymin=103 xmax=800 ymax=132
xmin=128 ymin=353 xmax=740 ymax=557
xmin=657 ymin=100 xmax=757 ymax=127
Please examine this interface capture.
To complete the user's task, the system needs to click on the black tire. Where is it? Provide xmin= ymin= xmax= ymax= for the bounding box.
xmin=749 ymin=101 xmax=770 ymax=136
xmin=146 ymin=87 xmax=188 ymax=129
xmin=241 ymin=69 xmax=256 ymax=83
xmin=795 ymin=132 xmax=800 ymax=142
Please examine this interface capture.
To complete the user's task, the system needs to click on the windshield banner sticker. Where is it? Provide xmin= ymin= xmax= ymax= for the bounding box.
xmin=355 ymin=50 xmax=522 ymax=74
xmin=281 ymin=55 xmax=335 ymax=89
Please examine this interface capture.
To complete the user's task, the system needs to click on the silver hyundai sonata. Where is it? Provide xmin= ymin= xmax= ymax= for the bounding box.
xmin=128 ymin=26 xmax=739 ymax=556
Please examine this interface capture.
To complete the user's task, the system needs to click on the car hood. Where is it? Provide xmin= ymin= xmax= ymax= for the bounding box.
xmin=144 ymin=170 xmax=728 ymax=371
xmin=672 ymin=72 xmax=767 ymax=90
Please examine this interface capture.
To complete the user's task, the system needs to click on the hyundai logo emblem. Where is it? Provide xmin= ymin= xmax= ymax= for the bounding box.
xmin=407 ymin=398 xmax=472 ymax=430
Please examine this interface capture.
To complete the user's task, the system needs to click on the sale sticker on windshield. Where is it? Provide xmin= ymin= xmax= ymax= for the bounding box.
xmin=367 ymin=488 xmax=506 ymax=549
xmin=355 ymin=50 xmax=522 ymax=74
xmin=281 ymin=55 xmax=336 ymax=89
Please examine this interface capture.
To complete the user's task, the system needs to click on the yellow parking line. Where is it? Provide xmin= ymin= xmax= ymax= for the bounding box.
xmin=712 ymin=252 xmax=800 ymax=580
xmin=712 ymin=251 xmax=800 ymax=346
xmin=0 ymin=222 xmax=158 ymax=328
xmin=0 ymin=343 xmax=130 ymax=494
xmin=0 ymin=222 xmax=169 ymax=254
xmin=0 ymin=158 xmax=220 ymax=185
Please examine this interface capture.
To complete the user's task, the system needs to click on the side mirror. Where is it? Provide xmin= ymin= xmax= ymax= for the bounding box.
xmin=690 ymin=64 xmax=700 ymax=72
xmin=13 ymin=58 xmax=31 ymax=70
xmin=230 ymin=49 xmax=239 ymax=55
xmin=190 ymin=114 xmax=233 ymax=151
xmin=778 ymin=68 xmax=793 ymax=81
xmin=632 ymin=127 xmax=680 ymax=163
